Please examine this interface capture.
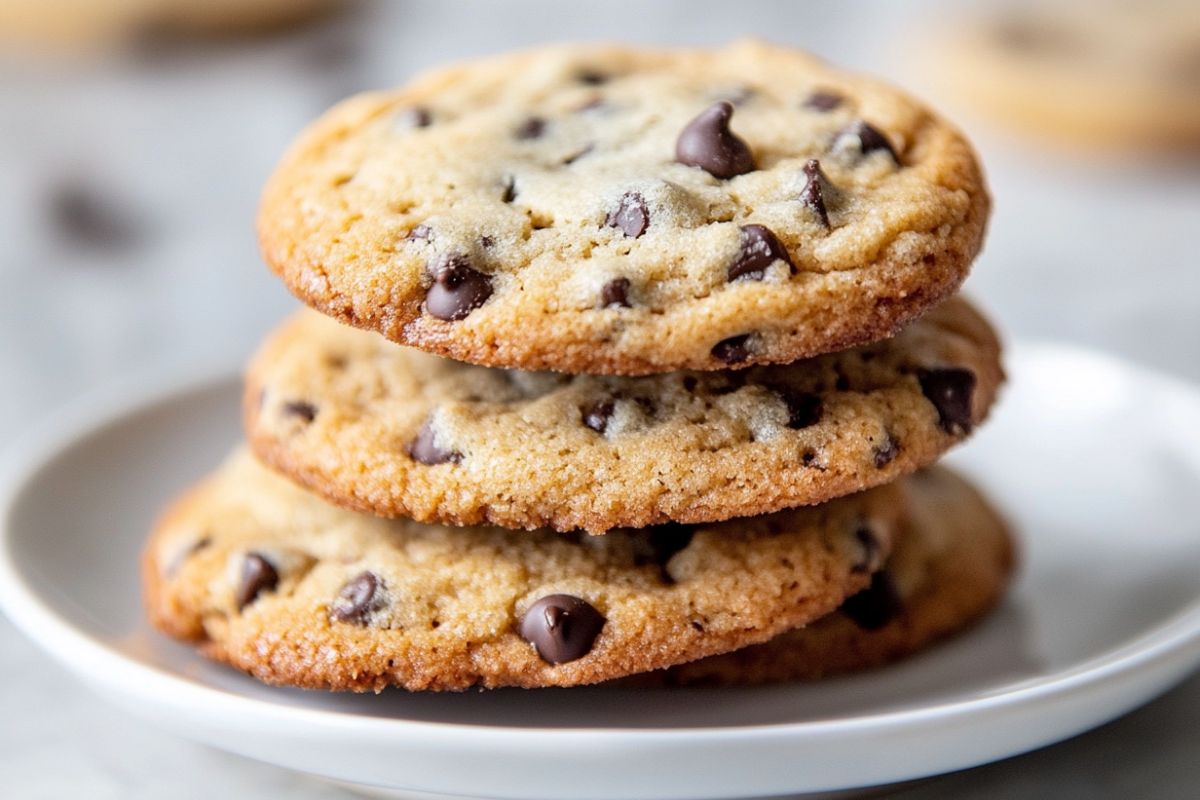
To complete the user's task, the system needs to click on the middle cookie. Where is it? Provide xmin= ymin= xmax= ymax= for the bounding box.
xmin=246 ymin=297 xmax=1002 ymax=533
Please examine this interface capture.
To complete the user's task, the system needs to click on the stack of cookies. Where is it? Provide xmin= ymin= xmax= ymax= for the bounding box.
xmin=143 ymin=41 xmax=1013 ymax=691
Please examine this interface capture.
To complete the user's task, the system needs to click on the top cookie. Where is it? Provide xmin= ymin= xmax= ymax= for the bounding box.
xmin=259 ymin=40 xmax=990 ymax=374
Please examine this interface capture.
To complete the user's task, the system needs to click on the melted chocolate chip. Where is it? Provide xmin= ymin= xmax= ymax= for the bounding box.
xmin=873 ymin=434 xmax=898 ymax=468
xmin=425 ymin=255 xmax=492 ymax=321
xmin=712 ymin=334 xmax=753 ymax=364
xmin=577 ymin=69 xmax=608 ymax=85
xmin=396 ymin=106 xmax=432 ymax=129
xmin=852 ymin=525 xmax=884 ymax=573
xmin=804 ymin=90 xmax=844 ymax=112
xmin=407 ymin=419 xmax=462 ymax=465
xmin=800 ymin=159 xmax=832 ymax=228
xmin=917 ymin=368 xmax=976 ymax=435
xmin=236 ymin=553 xmax=279 ymax=611
xmin=601 ymin=277 xmax=631 ymax=308
xmin=835 ymin=120 xmax=899 ymax=163
xmin=282 ymin=400 xmax=317 ymax=423
xmin=841 ymin=572 xmax=902 ymax=631
xmin=519 ymin=594 xmax=606 ymax=664
xmin=515 ymin=117 xmax=546 ymax=140
xmin=329 ymin=571 xmax=381 ymax=624
xmin=582 ymin=399 xmax=616 ymax=434
xmin=729 ymin=224 xmax=795 ymax=281
xmin=675 ymin=101 xmax=756 ymax=179
xmin=776 ymin=389 xmax=823 ymax=429
xmin=605 ymin=192 xmax=649 ymax=238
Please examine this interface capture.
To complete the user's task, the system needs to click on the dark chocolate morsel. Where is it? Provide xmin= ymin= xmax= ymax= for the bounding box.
xmin=729 ymin=224 xmax=795 ymax=281
xmin=711 ymin=334 xmax=753 ymax=364
xmin=519 ymin=594 xmax=606 ymax=664
xmin=776 ymin=389 xmax=823 ymax=429
xmin=515 ymin=117 xmax=546 ymax=140
xmin=236 ymin=553 xmax=279 ymax=611
xmin=582 ymin=399 xmax=616 ymax=434
xmin=840 ymin=572 xmax=902 ymax=631
xmin=396 ymin=106 xmax=432 ymax=129
xmin=835 ymin=120 xmax=899 ymax=163
xmin=407 ymin=419 xmax=462 ymax=465
xmin=800 ymin=159 xmax=832 ymax=228
xmin=605 ymin=192 xmax=649 ymax=238
xmin=917 ymin=368 xmax=976 ymax=435
xmin=501 ymin=175 xmax=517 ymax=203
xmin=852 ymin=526 xmax=884 ymax=573
xmin=600 ymin=277 xmax=631 ymax=308
xmin=425 ymin=254 xmax=492 ymax=321
xmin=873 ymin=434 xmax=899 ymax=468
xmin=282 ymin=400 xmax=317 ymax=423
xmin=577 ymin=70 xmax=608 ymax=85
xmin=329 ymin=571 xmax=381 ymax=624
xmin=675 ymin=101 xmax=756 ymax=179
xmin=804 ymin=90 xmax=844 ymax=112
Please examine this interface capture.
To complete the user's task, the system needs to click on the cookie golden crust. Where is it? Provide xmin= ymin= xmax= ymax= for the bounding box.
xmin=244 ymin=297 xmax=1003 ymax=534
xmin=639 ymin=468 xmax=1016 ymax=686
xmin=258 ymin=40 xmax=990 ymax=374
xmin=142 ymin=450 xmax=904 ymax=692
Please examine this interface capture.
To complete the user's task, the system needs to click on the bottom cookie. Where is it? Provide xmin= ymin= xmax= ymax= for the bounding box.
xmin=636 ymin=468 xmax=1015 ymax=686
xmin=143 ymin=449 xmax=905 ymax=691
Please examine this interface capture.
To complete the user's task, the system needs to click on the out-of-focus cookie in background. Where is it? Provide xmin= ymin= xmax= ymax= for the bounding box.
xmin=0 ymin=0 xmax=345 ymax=55
xmin=908 ymin=0 xmax=1200 ymax=156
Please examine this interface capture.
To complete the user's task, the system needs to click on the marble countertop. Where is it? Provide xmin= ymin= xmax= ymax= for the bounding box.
xmin=2 ymin=2 xmax=1199 ymax=797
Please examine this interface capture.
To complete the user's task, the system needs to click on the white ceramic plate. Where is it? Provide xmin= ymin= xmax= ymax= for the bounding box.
xmin=3 ymin=342 xmax=1200 ymax=800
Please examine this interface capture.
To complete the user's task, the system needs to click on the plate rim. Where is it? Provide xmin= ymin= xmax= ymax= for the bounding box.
xmin=3 ymin=341 xmax=1200 ymax=749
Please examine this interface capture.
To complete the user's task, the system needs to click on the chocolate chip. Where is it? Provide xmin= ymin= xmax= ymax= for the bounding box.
xmin=501 ymin=175 xmax=517 ymax=203
xmin=834 ymin=120 xmax=898 ymax=163
xmin=605 ymin=192 xmax=649 ymax=238
xmin=600 ymin=277 xmax=631 ymax=308
xmin=776 ymin=389 xmax=822 ymax=429
xmin=407 ymin=224 xmax=434 ymax=241
xmin=515 ymin=117 xmax=546 ymax=140
xmin=647 ymin=523 xmax=695 ymax=568
xmin=804 ymin=90 xmax=844 ymax=112
xmin=425 ymin=255 xmax=492 ymax=321
xmin=917 ymin=368 xmax=976 ymax=435
xmin=236 ymin=553 xmax=279 ymax=611
xmin=407 ymin=419 xmax=462 ymax=465
xmin=48 ymin=180 xmax=141 ymax=250
xmin=675 ymin=101 xmax=756 ymax=179
xmin=329 ymin=571 xmax=381 ymax=624
xmin=852 ymin=526 xmax=884 ymax=573
xmin=873 ymin=434 xmax=898 ymax=468
xmin=729 ymin=224 xmax=795 ymax=281
xmin=582 ymin=399 xmax=616 ymax=434
xmin=577 ymin=70 xmax=608 ymax=85
xmin=712 ymin=334 xmax=752 ymax=364
xmin=841 ymin=572 xmax=902 ymax=631
xmin=480 ymin=235 xmax=495 ymax=248
xmin=800 ymin=159 xmax=832 ymax=228
xmin=519 ymin=594 xmax=606 ymax=664
xmin=282 ymin=400 xmax=317 ymax=423
xmin=396 ymin=106 xmax=432 ymax=129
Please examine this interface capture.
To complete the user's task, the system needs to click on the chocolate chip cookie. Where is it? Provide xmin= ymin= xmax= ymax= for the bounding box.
xmin=639 ymin=467 xmax=1015 ymax=686
xmin=925 ymin=2 xmax=1200 ymax=150
xmin=258 ymin=39 xmax=990 ymax=374
xmin=244 ymin=296 xmax=1002 ymax=533
xmin=142 ymin=449 xmax=903 ymax=691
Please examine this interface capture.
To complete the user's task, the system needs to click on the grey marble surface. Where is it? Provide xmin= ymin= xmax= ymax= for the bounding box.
xmin=2 ymin=2 xmax=1199 ymax=797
